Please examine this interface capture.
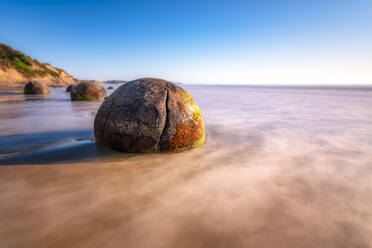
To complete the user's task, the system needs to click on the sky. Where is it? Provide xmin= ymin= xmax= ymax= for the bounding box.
xmin=1 ymin=0 xmax=371 ymax=85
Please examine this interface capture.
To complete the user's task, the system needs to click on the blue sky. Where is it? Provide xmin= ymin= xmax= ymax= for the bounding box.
xmin=1 ymin=0 xmax=371 ymax=84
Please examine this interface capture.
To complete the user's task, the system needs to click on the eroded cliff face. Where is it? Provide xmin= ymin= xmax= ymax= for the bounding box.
xmin=0 ymin=65 xmax=77 ymax=87
xmin=0 ymin=44 xmax=78 ymax=87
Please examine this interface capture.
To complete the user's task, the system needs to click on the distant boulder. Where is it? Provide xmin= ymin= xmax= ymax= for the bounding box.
xmin=24 ymin=81 xmax=49 ymax=94
xmin=105 ymin=80 xmax=127 ymax=84
xmin=66 ymin=85 xmax=73 ymax=92
xmin=108 ymin=86 xmax=114 ymax=90
xmin=70 ymin=81 xmax=107 ymax=101
xmin=94 ymin=78 xmax=205 ymax=153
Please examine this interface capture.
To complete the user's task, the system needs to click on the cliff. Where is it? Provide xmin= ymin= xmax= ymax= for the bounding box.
xmin=0 ymin=44 xmax=78 ymax=87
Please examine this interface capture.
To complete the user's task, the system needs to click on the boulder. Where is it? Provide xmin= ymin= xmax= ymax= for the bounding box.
xmin=24 ymin=81 xmax=49 ymax=94
xmin=94 ymin=78 xmax=205 ymax=152
xmin=108 ymin=86 xmax=114 ymax=90
xmin=70 ymin=81 xmax=107 ymax=101
xmin=66 ymin=85 xmax=73 ymax=92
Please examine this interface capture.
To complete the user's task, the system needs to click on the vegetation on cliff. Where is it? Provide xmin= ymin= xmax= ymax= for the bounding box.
xmin=1 ymin=44 xmax=61 ymax=77
xmin=0 ymin=43 xmax=77 ymax=85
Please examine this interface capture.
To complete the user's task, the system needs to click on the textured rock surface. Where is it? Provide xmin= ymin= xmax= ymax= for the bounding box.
xmin=24 ymin=81 xmax=49 ymax=94
xmin=70 ymin=81 xmax=106 ymax=101
xmin=94 ymin=78 xmax=205 ymax=152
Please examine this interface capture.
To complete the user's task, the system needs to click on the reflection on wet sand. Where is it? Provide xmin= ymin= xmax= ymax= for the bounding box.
xmin=1 ymin=86 xmax=372 ymax=247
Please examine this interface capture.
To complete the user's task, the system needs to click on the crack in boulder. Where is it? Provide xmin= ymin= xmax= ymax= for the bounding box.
xmin=157 ymin=87 xmax=169 ymax=150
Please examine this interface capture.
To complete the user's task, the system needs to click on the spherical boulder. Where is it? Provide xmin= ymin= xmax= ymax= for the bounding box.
xmin=24 ymin=81 xmax=49 ymax=94
xmin=66 ymin=85 xmax=73 ymax=92
xmin=70 ymin=81 xmax=107 ymax=101
xmin=94 ymin=78 xmax=205 ymax=152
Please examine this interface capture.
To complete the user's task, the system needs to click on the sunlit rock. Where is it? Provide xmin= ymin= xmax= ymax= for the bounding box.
xmin=24 ymin=81 xmax=49 ymax=95
xmin=70 ymin=81 xmax=106 ymax=101
xmin=94 ymin=78 xmax=205 ymax=152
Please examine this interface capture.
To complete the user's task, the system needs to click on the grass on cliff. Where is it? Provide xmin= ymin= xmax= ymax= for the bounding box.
xmin=0 ymin=43 xmax=63 ymax=78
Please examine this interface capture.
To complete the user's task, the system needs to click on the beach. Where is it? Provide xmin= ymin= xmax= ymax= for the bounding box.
xmin=1 ymin=85 xmax=372 ymax=247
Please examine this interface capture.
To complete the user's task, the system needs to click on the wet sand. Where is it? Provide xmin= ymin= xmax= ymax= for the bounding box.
xmin=1 ymin=85 xmax=372 ymax=247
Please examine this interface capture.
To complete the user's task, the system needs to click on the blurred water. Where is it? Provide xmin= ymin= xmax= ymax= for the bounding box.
xmin=1 ymin=85 xmax=372 ymax=247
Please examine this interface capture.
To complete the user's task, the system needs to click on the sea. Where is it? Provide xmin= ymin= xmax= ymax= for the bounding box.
xmin=1 ymin=84 xmax=372 ymax=247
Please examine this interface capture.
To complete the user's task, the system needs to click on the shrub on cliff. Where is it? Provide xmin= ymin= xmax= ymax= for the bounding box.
xmin=11 ymin=57 xmax=35 ymax=76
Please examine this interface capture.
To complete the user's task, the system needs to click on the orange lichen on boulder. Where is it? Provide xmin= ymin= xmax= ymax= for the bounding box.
xmin=167 ymin=116 xmax=205 ymax=151
xmin=164 ymin=91 xmax=205 ymax=151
